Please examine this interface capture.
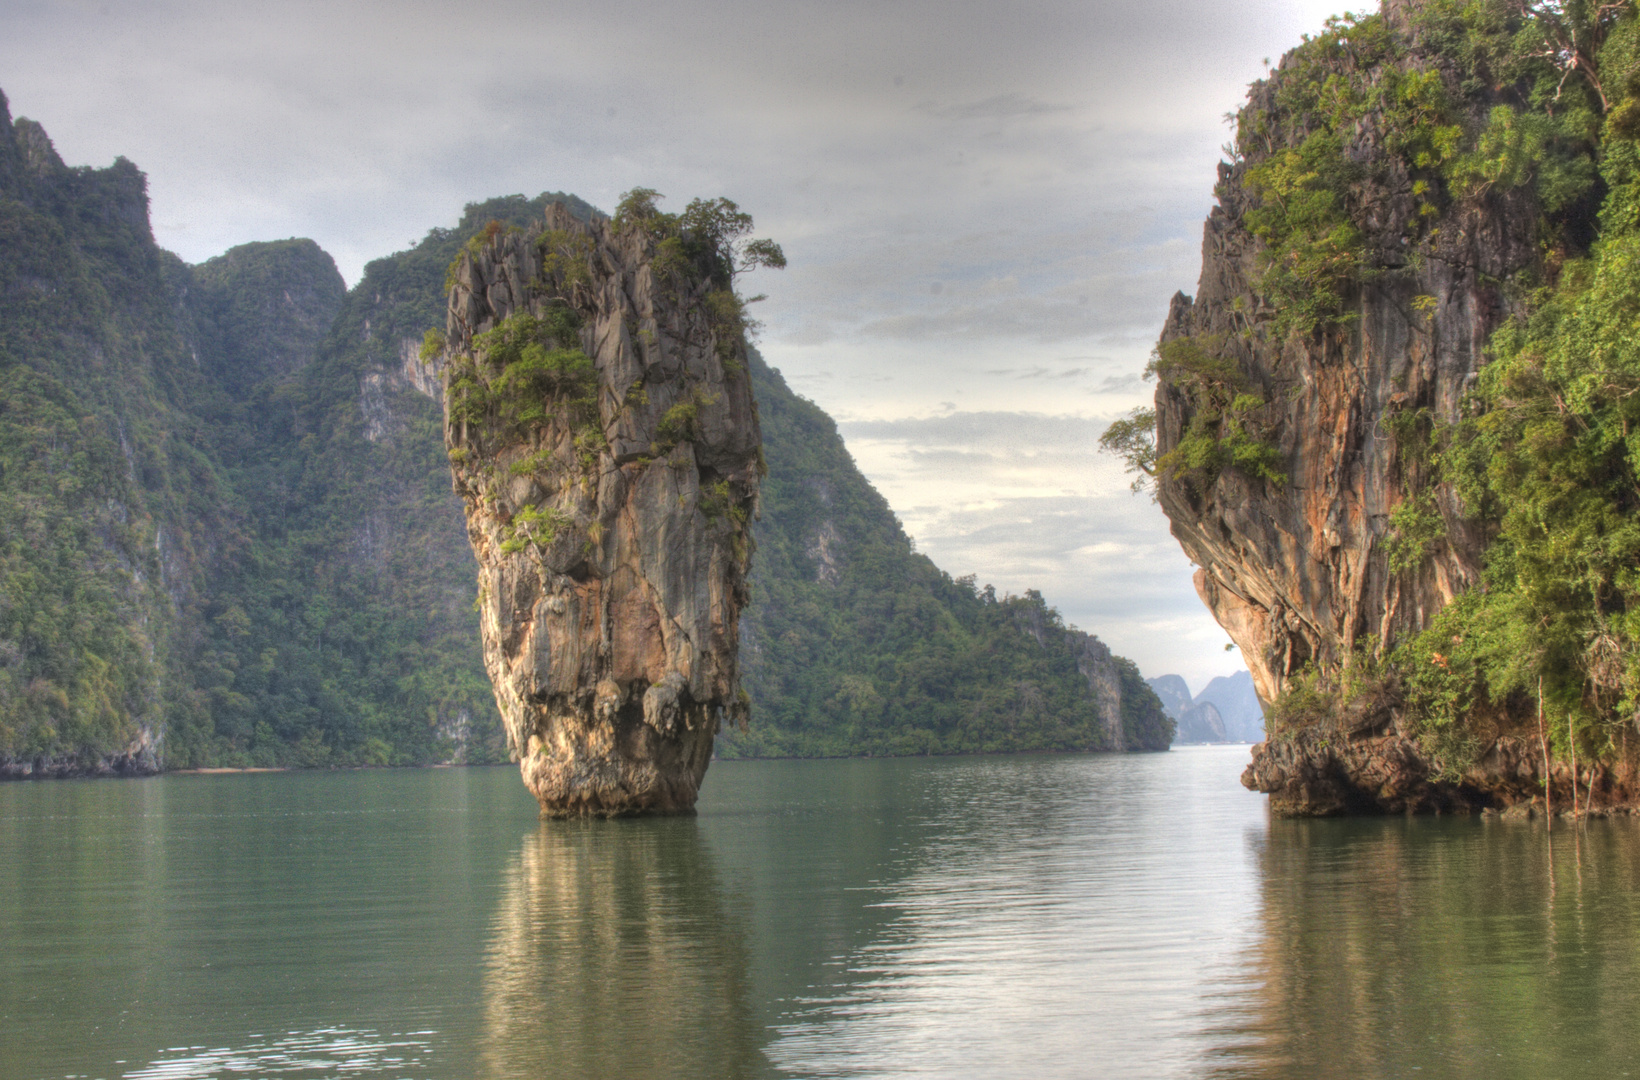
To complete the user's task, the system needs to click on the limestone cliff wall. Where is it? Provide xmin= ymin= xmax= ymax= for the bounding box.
xmin=442 ymin=204 xmax=760 ymax=815
xmin=1070 ymin=633 xmax=1130 ymax=751
xmin=1144 ymin=3 xmax=1629 ymax=813
xmin=1156 ymin=16 xmax=1540 ymax=710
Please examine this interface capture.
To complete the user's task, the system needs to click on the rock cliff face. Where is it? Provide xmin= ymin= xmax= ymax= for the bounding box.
xmin=1069 ymin=632 xmax=1139 ymax=751
xmin=1151 ymin=1 xmax=1592 ymax=811
xmin=1147 ymin=671 xmax=1264 ymax=744
xmin=1178 ymin=701 xmax=1230 ymax=745
xmin=1193 ymin=671 xmax=1265 ymax=742
xmin=1158 ymin=97 xmax=1534 ymax=709
xmin=1240 ymin=723 xmax=1640 ymax=816
xmin=441 ymin=205 xmax=760 ymax=815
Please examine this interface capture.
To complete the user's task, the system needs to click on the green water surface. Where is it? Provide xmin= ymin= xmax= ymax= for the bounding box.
xmin=2 ymin=747 xmax=1637 ymax=1078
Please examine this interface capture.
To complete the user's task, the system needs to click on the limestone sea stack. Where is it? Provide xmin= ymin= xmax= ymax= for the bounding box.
xmin=438 ymin=201 xmax=762 ymax=815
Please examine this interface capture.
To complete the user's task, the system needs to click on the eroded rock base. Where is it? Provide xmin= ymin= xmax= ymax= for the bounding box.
xmin=1244 ymin=728 xmax=1640 ymax=817
xmin=519 ymin=703 xmax=715 ymax=818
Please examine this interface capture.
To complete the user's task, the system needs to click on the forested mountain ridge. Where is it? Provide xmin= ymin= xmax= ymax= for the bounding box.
xmin=730 ymin=353 xmax=1172 ymax=756
xmin=0 ymin=92 xmax=1170 ymax=773
xmin=1111 ymin=0 xmax=1640 ymax=813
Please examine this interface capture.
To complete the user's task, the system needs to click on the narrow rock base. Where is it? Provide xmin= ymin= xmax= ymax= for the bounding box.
xmin=519 ymin=710 xmax=715 ymax=818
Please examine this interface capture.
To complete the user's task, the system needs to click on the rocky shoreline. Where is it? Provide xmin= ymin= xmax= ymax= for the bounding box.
xmin=0 ymin=751 xmax=159 ymax=780
xmin=1244 ymin=727 xmax=1640 ymax=817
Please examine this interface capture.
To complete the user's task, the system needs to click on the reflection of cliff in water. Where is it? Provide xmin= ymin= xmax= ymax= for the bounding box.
xmin=1208 ymin=820 xmax=1640 ymax=1078
xmin=481 ymin=818 xmax=769 ymax=1079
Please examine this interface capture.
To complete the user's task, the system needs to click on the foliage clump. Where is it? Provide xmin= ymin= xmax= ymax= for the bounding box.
xmin=498 ymin=504 xmax=574 ymax=556
xmin=536 ymin=228 xmax=594 ymax=290
xmin=1364 ymin=4 xmax=1640 ymax=766
xmin=611 ymin=188 xmax=785 ymax=352
xmin=1233 ymin=3 xmax=1609 ymax=341
xmin=445 ymin=219 xmax=518 ymax=293
xmin=1268 ymin=641 xmax=1397 ymax=728
xmin=445 ymin=308 xmax=597 ymax=439
xmin=1151 ymin=335 xmax=1286 ymax=488
xmin=1424 ymin=176 xmax=1640 ymax=762
xmin=1100 ymin=335 xmax=1284 ymax=492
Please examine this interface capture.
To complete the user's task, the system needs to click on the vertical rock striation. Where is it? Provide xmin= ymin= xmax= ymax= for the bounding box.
xmin=1070 ymin=632 xmax=1136 ymax=751
xmin=441 ymin=204 xmax=761 ymax=815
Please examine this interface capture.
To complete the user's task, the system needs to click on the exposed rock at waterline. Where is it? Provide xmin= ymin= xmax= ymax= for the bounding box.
xmin=1243 ymin=725 xmax=1640 ymax=818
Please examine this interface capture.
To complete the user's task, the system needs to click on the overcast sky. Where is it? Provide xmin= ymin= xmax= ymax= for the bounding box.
xmin=2 ymin=0 xmax=1352 ymax=693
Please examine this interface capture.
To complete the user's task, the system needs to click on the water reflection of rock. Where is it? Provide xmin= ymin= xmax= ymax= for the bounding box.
xmin=481 ymin=818 xmax=769 ymax=1079
xmin=1209 ymin=820 xmax=1640 ymax=1078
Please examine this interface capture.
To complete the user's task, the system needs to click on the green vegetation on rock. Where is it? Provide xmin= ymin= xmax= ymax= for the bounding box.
xmin=1414 ymin=89 xmax=1640 ymax=765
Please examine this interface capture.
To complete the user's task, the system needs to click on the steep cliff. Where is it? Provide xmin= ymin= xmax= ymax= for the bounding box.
xmin=440 ymin=201 xmax=762 ymax=814
xmin=1157 ymin=5 xmax=1534 ymax=708
xmin=1142 ymin=1 xmax=1640 ymax=812
xmin=1195 ymin=671 xmax=1265 ymax=742
xmin=0 ymin=93 xmax=249 ymax=776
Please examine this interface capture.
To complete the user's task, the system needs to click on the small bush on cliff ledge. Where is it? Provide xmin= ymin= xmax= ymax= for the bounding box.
xmin=612 ymin=189 xmax=784 ymax=338
xmin=499 ymin=504 xmax=574 ymax=556
xmin=445 ymin=219 xmax=517 ymax=293
xmin=454 ymin=309 xmax=598 ymax=434
xmin=1098 ymin=408 xmax=1158 ymax=494
xmin=1243 ymin=130 xmax=1368 ymax=337
xmin=1137 ymin=335 xmax=1286 ymax=492
xmin=1267 ymin=641 xmax=1398 ymax=741
xmin=1100 ymin=335 xmax=1285 ymax=494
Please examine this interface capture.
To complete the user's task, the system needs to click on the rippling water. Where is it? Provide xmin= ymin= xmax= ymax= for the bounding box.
xmin=4 ymin=747 xmax=1639 ymax=1078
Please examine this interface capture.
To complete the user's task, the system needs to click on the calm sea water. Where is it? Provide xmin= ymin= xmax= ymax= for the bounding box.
xmin=3 ymin=746 xmax=1639 ymax=1079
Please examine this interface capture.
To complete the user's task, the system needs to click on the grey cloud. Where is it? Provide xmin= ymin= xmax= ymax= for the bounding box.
xmin=986 ymin=366 xmax=1094 ymax=381
xmin=841 ymin=411 xmax=1103 ymax=452
xmin=1097 ymin=372 xmax=1149 ymax=393
xmin=900 ymin=449 xmax=1001 ymax=470
xmin=0 ymin=0 xmax=1329 ymax=282
xmin=915 ymin=93 xmax=1075 ymax=121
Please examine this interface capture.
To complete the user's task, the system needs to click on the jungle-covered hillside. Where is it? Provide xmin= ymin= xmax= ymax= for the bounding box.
xmin=0 ymin=92 xmax=1169 ymax=771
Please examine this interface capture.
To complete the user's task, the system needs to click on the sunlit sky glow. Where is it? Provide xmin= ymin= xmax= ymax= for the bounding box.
xmin=1 ymin=0 xmax=1354 ymax=690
